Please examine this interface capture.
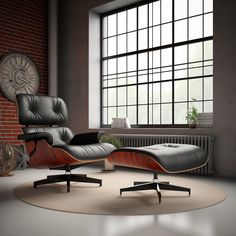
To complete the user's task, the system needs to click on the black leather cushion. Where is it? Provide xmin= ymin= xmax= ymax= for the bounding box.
xmin=70 ymin=131 xmax=105 ymax=145
xmin=55 ymin=143 xmax=116 ymax=161
xmin=23 ymin=127 xmax=74 ymax=146
xmin=16 ymin=94 xmax=68 ymax=125
xmin=112 ymin=143 xmax=207 ymax=173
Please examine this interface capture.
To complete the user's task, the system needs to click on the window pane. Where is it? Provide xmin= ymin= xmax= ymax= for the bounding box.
xmin=189 ymin=67 xmax=203 ymax=77
xmin=128 ymin=55 xmax=136 ymax=71
xmin=161 ymin=103 xmax=172 ymax=124
xmin=118 ymin=34 xmax=126 ymax=54
xmin=138 ymin=5 xmax=148 ymax=29
xmin=153 ymin=104 xmax=160 ymax=124
xmin=161 ymin=0 xmax=172 ymax=23
xmin=108 ymin=107 xmax=116 ymax=124
xmin=128 ymin=8 xmax=137 ymax=32
xmin=127 ymin=32 xmax=137 ymax=52
xmin=204 ymin=40 xmax=213 ymax=60
xmin=161 ymin=48 xmax=172 ymax=66
xmin=128 ymin=106 xmax=137 ymax=124
xmin=108 ymin=88 xmax=117 ymax=106
xmin=108 ymin=14 xmax=117 ymax=37
xmin=138 ymin=84 xmax=148 ymax=104
xmin=175 ymin=0 xmax=187 ymax=20
xmin=175 ymin=45 xmax=187 ymax=64
xmin=118 ymin=11 xmax=126 ymax=34
xmin=175 ymin=69 xmax=187 ymax=79
xmin=108 ymin=36 xmax=116 ymax=56
xmin=118 ymin=106 xmax=126 ymax=118
xmin=175 ymin=80 xmax=187 ymax=102
xmin=153 ymin=26 xmax=160 ymax=47
xmin=127 ymin=76 xmax=136 ymax=84
xmin=103 ymin=17 xmax=107 ymax=38
xmin=117 ymin=57 xmax=126 ymax=73
xmin=204 ymin=65 xmax=213 ymax=75
xmin=204 ymin=0 xmax=213 ymax=13
xmin=153 ymin=1 xmax=160 ymax=25
xmin=103 ymin=89 xmax=107 ymax=106
xmin=189 ymin=0 xmax=202 ymax=17
xmin=103 ymin=39 xmax=107 ymax=57
xmin=103 ymin=108 xmax=107 ymax=124
xmin=138 ymin=53 xmax=148 ymax=70
xmin=204 ymin=101 xmax=213 ymax=112
xmin=138 ymin=105 xmax=148 ymax=124
xmin=118 ymin=87 xmax=126 ymax=105
xmin=189 ymin=42 xmax=203 ymax=62
xmin=153 ymin=83 xmax=160 ymax=103
xmin=161 ymin=82 xmax=172 ymax=102
xmin=161 ymin=23 xmax=172 ymax=45
xmin=190 ymin=101 xmax=202 ymax=113
xmin=108 ymin=59 xmax=116 ymax=75
xmin=128 ymin=86 xmax=136 ymax=105
xmin=175 ymin=103 xmax=187 ymax=124
xmin=189 ymin=16 xmax=203 ymax=40
xmin=153 ymin=50 xmax=160 ymax=68
xmin=139 ymin=75 xmax=148 ymax=83
xmin=189 ymin=78 xmax=202 ymax=100
xmin=149 ymin=105 xmax=153 ymax=124
xmin=204 ymin=77 xmax=213 ymax=100
xmin=108 ymin=79 xmax=116 ymax=87
xmin=204 ymin=13 xmax=213 ymax=37
xmin=103 ymin=60 xmax=108 ymax=75
xmin=175 ymin=19 xmax=187 ymax=43
xmin=138 ymin=29 xmax=148 ymax=50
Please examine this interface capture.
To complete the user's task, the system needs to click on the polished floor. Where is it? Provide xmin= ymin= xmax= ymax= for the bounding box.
xmin=0 ymin=167 xmax=236 ymax=236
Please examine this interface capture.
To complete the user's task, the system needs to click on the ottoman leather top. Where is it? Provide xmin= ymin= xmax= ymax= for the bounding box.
xmin=110 ymin=143 xmax=207 ymax=173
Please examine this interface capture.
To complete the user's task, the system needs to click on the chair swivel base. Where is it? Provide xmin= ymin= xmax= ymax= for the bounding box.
xmin=120 ymin=172 xmax=191 ymax=203
xmin=34 ymin=173 xmax=102 ymax=192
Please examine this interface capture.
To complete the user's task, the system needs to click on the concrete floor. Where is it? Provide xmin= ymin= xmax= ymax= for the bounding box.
xmin=0 ymin=167 xmax=236 ymax=236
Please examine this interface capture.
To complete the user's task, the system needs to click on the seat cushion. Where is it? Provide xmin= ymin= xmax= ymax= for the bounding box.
xmin=110 ymin=143 xmax=207 ymax=173
xmin=55 ymin=143 xmax=116 ymax=161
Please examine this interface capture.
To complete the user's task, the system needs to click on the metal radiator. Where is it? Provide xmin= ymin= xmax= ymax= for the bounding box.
xmin=113 ymin=134 xmax=214 ymax=175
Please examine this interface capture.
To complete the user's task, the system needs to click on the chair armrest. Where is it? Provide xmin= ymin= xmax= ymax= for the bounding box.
xmin=69 ymin=131 xmax=105 ymax=145
xmin=18 ymin=132 xmax=53 ymax=145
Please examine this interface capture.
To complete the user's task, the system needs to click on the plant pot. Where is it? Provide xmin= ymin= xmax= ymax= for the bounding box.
xmin=188 ymin=123 xmax=197 ymax=129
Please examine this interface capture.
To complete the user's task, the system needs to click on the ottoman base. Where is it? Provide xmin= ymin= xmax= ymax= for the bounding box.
xmin=120 ymin=172 xmax=191 ymax=203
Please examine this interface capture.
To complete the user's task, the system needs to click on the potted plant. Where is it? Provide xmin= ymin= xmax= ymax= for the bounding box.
xmin=186 ymin=103 xmax=198 ymax=129
xmin=100 ymin=135 xmax=122 ymax=171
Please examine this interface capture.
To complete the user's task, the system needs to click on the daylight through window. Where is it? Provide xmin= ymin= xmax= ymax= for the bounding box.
xmin=101 ymin=0 xmax=213 ymax=127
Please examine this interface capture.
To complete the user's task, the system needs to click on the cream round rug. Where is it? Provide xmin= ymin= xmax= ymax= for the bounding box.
xmin=14 ymin=170 xmax=227 ymax=215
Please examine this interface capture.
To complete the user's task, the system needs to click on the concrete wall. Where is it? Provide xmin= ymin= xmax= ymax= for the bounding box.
xmin=58 ymin=0 xmax=236 ymax=179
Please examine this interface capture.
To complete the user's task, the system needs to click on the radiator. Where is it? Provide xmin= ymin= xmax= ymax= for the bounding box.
xmin=113 ymin=134 xmax=214 ymax=175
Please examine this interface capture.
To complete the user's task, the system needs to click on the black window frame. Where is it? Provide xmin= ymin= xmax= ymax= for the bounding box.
xmin=100 ymin=0 xmax=213 ymax=128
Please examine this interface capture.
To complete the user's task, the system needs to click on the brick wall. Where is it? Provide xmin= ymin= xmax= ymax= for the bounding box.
xmin=0 ymin=0 xmax=48 ymax=144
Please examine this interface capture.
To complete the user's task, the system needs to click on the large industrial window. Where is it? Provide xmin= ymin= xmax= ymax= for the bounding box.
xmin=101 ymin=0 xmax=213 ymax=127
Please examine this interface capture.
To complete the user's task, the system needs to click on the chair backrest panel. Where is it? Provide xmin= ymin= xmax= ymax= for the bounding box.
xmin=16 ymin=94 xmax=68 ymax=126
xmin=23 ymin=127 xmax=74 ymax=146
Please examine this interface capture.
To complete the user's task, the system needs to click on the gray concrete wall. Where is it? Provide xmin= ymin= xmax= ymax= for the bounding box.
xmin=58 ymin=0 xmax=236 ymax=178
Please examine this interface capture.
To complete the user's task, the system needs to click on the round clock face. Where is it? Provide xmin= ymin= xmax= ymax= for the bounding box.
xmin=0 ymin=53 xmax=40 ymax=102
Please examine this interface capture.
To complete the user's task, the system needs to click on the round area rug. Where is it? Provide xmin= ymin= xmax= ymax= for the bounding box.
xmin=14 ymin=170 xmax=227 ymax=215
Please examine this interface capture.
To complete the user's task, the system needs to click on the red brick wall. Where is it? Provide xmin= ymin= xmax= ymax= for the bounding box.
xmin=0 ymin=0 xmax=48 ymax=144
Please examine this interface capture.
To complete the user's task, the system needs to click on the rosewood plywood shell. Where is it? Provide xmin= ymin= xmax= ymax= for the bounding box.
xmin=25 ymin=140 xmax=92 ymax=169
xmin=108 ymin=151 xmax=165 ymax=172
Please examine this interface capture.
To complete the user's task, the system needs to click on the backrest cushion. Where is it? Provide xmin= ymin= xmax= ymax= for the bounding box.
xmin=23 ymin=127 xmax=74 ymax=146
xmin=16 ymin=94 xmax=68 ymax=126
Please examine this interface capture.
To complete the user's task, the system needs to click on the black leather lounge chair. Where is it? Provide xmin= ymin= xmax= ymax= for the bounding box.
xmin=16 ymin=94 xmax=116 ymax=192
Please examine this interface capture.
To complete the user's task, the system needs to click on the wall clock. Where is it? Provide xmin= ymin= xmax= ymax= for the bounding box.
xmin=0 ymin=53 xmax=40 ymax=102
